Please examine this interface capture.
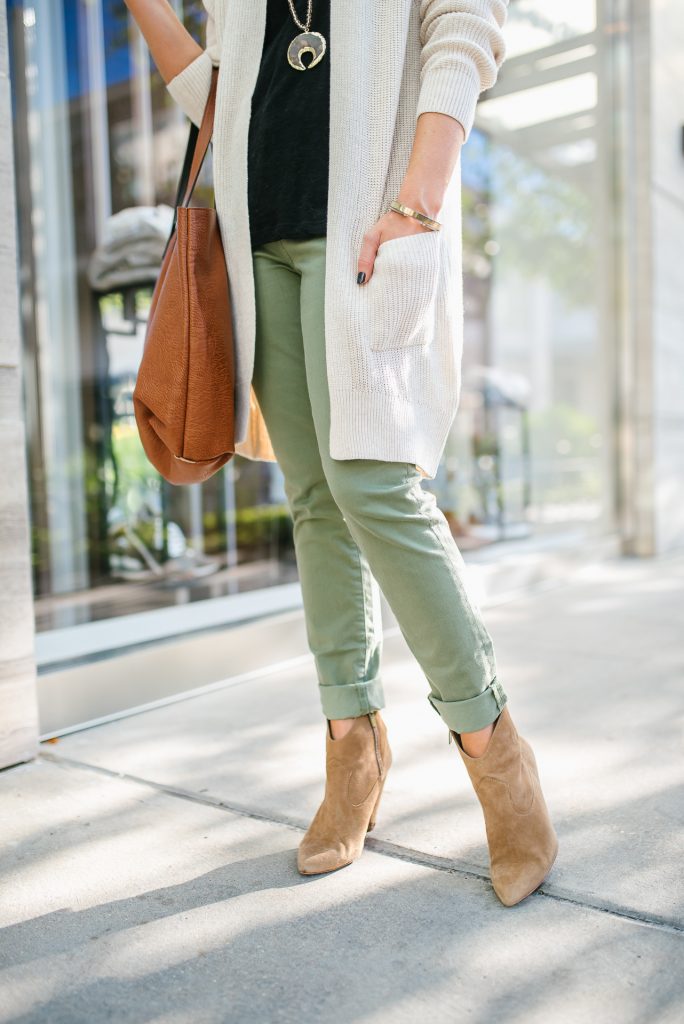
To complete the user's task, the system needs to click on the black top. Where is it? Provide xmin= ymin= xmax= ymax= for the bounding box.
xmin=248 ymin=0 xmax=330 ymax=249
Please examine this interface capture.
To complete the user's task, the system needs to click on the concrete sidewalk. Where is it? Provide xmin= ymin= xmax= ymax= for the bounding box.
xmin=1 ymin=556 xmax=683 ymax=1023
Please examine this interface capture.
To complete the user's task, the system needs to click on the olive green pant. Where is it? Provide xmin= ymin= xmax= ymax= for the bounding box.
xmin=251 ymin=235 xmax=508 ymax=734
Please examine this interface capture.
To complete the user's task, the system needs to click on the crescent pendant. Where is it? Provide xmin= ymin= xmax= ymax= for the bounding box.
xmin=287 ymin=30 xmax=326 ymax=71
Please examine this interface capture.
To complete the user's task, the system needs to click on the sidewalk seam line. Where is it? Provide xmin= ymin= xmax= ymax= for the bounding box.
xmin=38 ymin=750 xmax=684 ymax=937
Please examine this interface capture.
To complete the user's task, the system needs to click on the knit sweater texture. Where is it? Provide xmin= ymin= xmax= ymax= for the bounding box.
xmin=167 ymin=0 xmax=509 ymax=479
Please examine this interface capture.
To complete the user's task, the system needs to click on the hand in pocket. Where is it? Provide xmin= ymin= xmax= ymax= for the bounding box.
xmin=364 ymin=230 xmax=442 ymax=351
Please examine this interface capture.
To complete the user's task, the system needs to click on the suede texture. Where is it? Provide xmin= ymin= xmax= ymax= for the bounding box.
xmin=297 ymin=711 xmax=392 ymax=875
xmin=453 ymin=705 xmax=559 ymax=906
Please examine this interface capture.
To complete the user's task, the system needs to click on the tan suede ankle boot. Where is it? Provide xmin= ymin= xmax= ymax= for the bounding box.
xmin=452 ymin=705 xmax=559 ymax=906
xmin=297 ymin=710 xmax=392 ymax=875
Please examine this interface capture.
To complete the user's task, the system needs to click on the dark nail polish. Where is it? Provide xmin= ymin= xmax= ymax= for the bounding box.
xmin=357 ymin=271 xmax=366 ymax=284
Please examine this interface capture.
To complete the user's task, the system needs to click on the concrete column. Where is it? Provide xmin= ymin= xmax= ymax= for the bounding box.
xmin=0 ymin=0 xmax=40 ymax=767
xmin=617 ymin=0 xmax=684 ymax=555
xmin=649 ymin=0 xmax=684 ymax=553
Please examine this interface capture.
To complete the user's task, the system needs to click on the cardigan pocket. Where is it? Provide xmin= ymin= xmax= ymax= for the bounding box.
xmin=366 ymin=230 xmax=442 ymax=351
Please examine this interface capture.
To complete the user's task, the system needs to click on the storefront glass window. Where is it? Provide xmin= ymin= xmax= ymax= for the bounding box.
xmin=9 ymin=0 xmax=615 ymax=633
xmin=437 ymin=0 xmax=613 ymax=549
xmin=9 ymin=0 xmax=298 ymax=632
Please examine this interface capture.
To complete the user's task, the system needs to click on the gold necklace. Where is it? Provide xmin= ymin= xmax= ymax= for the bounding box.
xmin=286 ymin=0 xmax=326 ymax=70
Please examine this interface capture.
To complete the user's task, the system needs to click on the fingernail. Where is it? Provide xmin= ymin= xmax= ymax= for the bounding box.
xmin=357 ymin=271 xmax=366 ymax=285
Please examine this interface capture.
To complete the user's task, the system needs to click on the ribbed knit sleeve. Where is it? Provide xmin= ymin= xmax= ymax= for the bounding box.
xmin=416 ymin=0 xmax=509 ymax=142
xmin=165 ymin=0 xmax=220 ymax=128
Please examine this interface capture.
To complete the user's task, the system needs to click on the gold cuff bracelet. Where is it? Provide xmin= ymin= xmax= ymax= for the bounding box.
xmin=388 ymin=199 xmax=442 ymax=232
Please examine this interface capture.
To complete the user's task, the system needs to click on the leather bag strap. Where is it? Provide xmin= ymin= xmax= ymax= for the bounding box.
xmin=180 ymin=64 xmax=219 ymax=207
xmin=165 ymin=65 xmax=219 ymax=250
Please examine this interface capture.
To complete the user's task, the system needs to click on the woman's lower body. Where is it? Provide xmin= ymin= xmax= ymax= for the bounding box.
xmin=250 ymin=235 xmax=558 ymax=905
xmin=251 ymin=235 xmax=505 ymax=732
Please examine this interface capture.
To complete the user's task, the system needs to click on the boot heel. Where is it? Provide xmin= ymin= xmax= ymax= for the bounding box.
xmin=366 ymin=776 xmax=387 ymax=832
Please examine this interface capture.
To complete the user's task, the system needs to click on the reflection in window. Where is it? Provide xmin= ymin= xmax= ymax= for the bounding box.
xmin=438 ymin=0 xmax=609 ymax=546
xmin=504 ymin=0 xmax=596 ymax=58
xmin=9 ymin=0 xmax=614 ymax=630
xmin=9 ymin=0 xmax=297 ymax=631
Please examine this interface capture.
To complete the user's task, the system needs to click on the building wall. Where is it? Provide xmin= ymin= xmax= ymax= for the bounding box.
xmin=0 ymin=0 xmax=39 ymax=767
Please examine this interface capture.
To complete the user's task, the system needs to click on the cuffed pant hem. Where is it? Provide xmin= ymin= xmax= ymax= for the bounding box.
xmin=319 ymin=676 xmax=385 ymax=720
xmin=427 ymin=678 xmax=508 ymax=734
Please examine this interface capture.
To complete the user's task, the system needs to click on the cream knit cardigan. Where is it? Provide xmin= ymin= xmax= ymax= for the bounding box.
xmin=167 ymin=0 xmax=509 ymax=479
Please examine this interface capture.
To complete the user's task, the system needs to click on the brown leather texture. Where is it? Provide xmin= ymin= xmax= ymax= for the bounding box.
xmin=133 ymin=67 xmax=235 ymax=485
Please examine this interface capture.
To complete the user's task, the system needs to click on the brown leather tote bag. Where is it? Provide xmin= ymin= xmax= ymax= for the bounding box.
xmin=133 ymin=67 xmax=235 ymax=486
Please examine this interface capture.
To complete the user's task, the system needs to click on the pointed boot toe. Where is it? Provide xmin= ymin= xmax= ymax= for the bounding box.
xmin=297 ymin=842 xmax=352 ymax=876
xmin=453 ymin=706 xmax=559 ymax=907
xmin=297 ymin=711 xmax=391 ymax=877
xmin=491 ymin=827 xmax=559 ymax=906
